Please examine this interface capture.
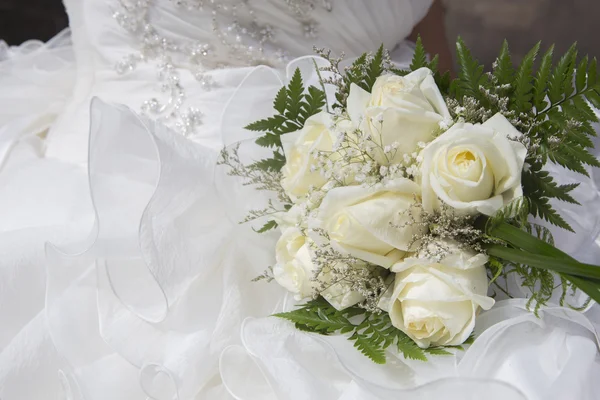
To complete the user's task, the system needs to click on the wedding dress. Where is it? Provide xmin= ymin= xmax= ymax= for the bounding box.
xmin=1 ymin=1 xmax=600 ymax=399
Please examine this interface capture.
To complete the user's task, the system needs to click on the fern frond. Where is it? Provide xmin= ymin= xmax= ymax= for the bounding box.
xmin=511 ymin=41 xmax=540 ymax=112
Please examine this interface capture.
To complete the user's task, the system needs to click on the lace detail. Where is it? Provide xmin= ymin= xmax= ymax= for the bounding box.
xmin=113 ymin=0 xmax=333 ymax=137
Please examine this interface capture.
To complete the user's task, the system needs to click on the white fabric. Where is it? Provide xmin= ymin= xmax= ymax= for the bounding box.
xmin=2 ymin=1 xmax=600 ymax=399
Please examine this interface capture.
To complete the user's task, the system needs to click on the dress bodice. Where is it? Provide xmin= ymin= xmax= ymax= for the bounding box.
xmin=46 ymin=0 xmax=432 ymax=163
xmin=76 ymin=0 xmax=431 ymax=70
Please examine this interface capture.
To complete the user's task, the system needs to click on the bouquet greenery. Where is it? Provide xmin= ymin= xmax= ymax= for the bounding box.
xmin=219 ymin=37 xmax=600 ymax=363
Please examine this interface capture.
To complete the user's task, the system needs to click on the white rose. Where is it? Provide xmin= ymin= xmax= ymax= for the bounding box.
xmin=347 ymin=68 xmax=451 ymax=165
xmin=273 ymin=227 xmax=314 ymax=299
xmin=421 ymin=113 xmax=527 ymax=216
xmin=273 ymin=227 xmax=364 ymax=310
xmin=314 ymin=178 xmax=426 ymax=268
xmin=388 ymin=241 xmax=494 ymax=348
xmin=281 ymin=112 xmax=335 ymax=200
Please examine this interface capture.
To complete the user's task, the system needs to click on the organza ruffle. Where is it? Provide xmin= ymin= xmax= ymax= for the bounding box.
xmin=38 ymin=59 xmax=600 ymax=400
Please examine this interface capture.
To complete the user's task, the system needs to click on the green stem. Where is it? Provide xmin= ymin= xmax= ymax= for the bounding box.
xmin=484 ymin=220 xmax=600 ymax=302
xmin=486 ymin=245 xmax=600 ymax=280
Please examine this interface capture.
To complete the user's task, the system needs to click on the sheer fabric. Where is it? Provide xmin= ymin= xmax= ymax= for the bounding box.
xmin=1 ymin=1 xmax=600 ymax=399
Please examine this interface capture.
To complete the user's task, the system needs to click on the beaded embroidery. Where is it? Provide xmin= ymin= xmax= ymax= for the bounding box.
xmin=113 ymin=0 xmax=333 ymax=136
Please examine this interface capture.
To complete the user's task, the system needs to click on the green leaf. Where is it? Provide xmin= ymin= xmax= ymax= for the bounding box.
xmin=395 ymin=330 xmax=427 ymax=361
xmin=287 ymin=68 xmax=306 ymax=119
xmin=485 ymin=221 xmax=600 ymax=306
xmin=350 ymin=333 xmax=387 ymax=364
xmin=493 ymin=39 xmax=515 ymax=86
xmin=548 ymin=43 xmax=577 ymax=103
xmin=576 ymin=55 xmax=589 ymax=92
xmin=255 ymin=132 xmax=282 ymax=148
xmin=435 ymin=71 xmax=452 ymax=94
xmin=274 ymin=307 xmax=352 ymax=334
xmin=455 ymin=37 xmax=486 ymax=98
xmin=424 ymin=347 xmax=453 ymax=356
xmin=273 ymin=86 xmax=287 ymax=114
xmin=250 ymin=151 xmax=286 ymax=172
xmin=589 ymin=57 xmax=598 ymax=87
xmin=463 ymin=335 xmax=475 ymax=345
xmin=522 ymin=168 xmax=577 ymax=231
xmin=273 ymin=299 xmax=435 ymax=364
xmin=511 ymin=41 xmax=540 ymax=112
xmin=301 ymin=86 xmax=326 ymax=122
xmin=428 ymin=54 xmax=440 ymax=73
xmin=245 ymin=115 xmax=287 ymax=132
xmin=534 ymin=45 xmax=554 ymax=111
xmin=364 ymin=44 xmax=385 ymax=91
xmin=486 ymin=245 xmax=600 ymax=280
xmin=390 ymin=67 xmax=410 ymax=77
xmin=565 ymin=275 xmax=600 ymax=304
xmin=587 ymin=88 xmax=600 ymax=109
xmin=255 ymin=220 xmax=278 ymax=233
xmin=410 ymin=36 xmax=428 ymax=71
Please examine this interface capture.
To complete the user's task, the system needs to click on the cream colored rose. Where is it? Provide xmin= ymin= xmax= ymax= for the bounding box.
xmin=347 ymin=68 xmax=451 ymax=165
xmin=273 ymin=227 xmax=364 ymax=310
xmin=273 ymin=227 xmax=314 ymax=299
xmin=281 ymin=112 xmax=336 ymax=201
xmin=314 ymin=178 xmax=426 ymax=268
xmin=421 ymin=113 xmax=527 ymax=216
xmin=388 ymin=241 xmax=494 ymax=348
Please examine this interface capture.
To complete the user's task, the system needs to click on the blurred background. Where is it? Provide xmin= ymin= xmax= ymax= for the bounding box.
xmin=0 ymin=0 xmax=598 ymax=66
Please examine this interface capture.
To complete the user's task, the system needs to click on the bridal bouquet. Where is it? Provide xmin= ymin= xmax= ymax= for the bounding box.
xmin=219 ymin=38 xmax=600 ymax=363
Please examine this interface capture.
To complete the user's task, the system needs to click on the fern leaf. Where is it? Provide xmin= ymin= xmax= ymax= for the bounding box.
xmin=493 ymin=39 xmax=514 ymax=86
xmin=250 ymin=151 xmax=286 ymax=172
xmin=255 ymin=132 xmax=282 ymax=148
xmin=273 ymin=86 xmax=288 ymax=114
xmin=456 ymin=37 xmax=486 ymax=99
xmin=548 ymin=43 xmax=577 ymax=103
xmin=364 ymin=44 xmax=385 ymax=91
xmin=255 ymin=220 xmax=278 ymax=233
xmin=428 ymin=54 xmax=440 ymax=73
xmin=286 ymin=68 xmax=305 ymax=120
xmin=274 ymin=308 xmax=352 ymax=334
xmin=528 ymin=196 xmax=574 ymax=232
xmin=534 ymin=44 xmax=554 ymax=111
xmin=589 ymin=57 xmax=598 ymax=87
xmin=395 ymin=331 xmax=427 ymax=361
xmin=410 ymin=37 xmax=428 ymax=71
xmin=587 ymin=88 xmax=600 ymax=109
xmin=424 ymin=347 xmax=453 ymax=356
xmin=511 ymin=41 xmax=540 ymax=112
xmin=245 ymin=115 xmax=287 ymax=132
xmin=350 ymin=333 xmax=387 ymax=364
xmin=576 ymin=55 xmax=589 ymax=92
xmin=300 ymin=86 xmax=326 ymax=122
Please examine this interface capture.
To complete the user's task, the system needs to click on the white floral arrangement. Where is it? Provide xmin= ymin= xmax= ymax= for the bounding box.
xmin=219 ymin=38 xmax=600 ymax=363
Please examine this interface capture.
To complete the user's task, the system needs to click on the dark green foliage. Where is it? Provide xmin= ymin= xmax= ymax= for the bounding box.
xmin=511 ymin=42 xmax=540 ymax=112
xmin=255 ymin=220 xmax=278 ymax=233
xmin=249 ymin=150 xmax=286 ymax=173
xmin=446 ymin=39 xmax=600 ymax=231
xmin=391 ymin=36 xmax=451 ymax=92
xmin=274 ymin=298 xmax=433 ymax=364
xmin=455 ymin=37 xmax=487 ymax=100
xmin=493 ymin=40 xmax=515 ymax=86
xmin=245 ymin=68 xmax=326 ymax=164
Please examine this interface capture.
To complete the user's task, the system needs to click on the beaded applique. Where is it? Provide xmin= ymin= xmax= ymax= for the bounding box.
xmin=113 ymin=0 xmax=332 ymax=137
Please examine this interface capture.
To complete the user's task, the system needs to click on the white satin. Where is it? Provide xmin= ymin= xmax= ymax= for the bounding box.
xmin=2 ymin=1 xmax=600 ymax=399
